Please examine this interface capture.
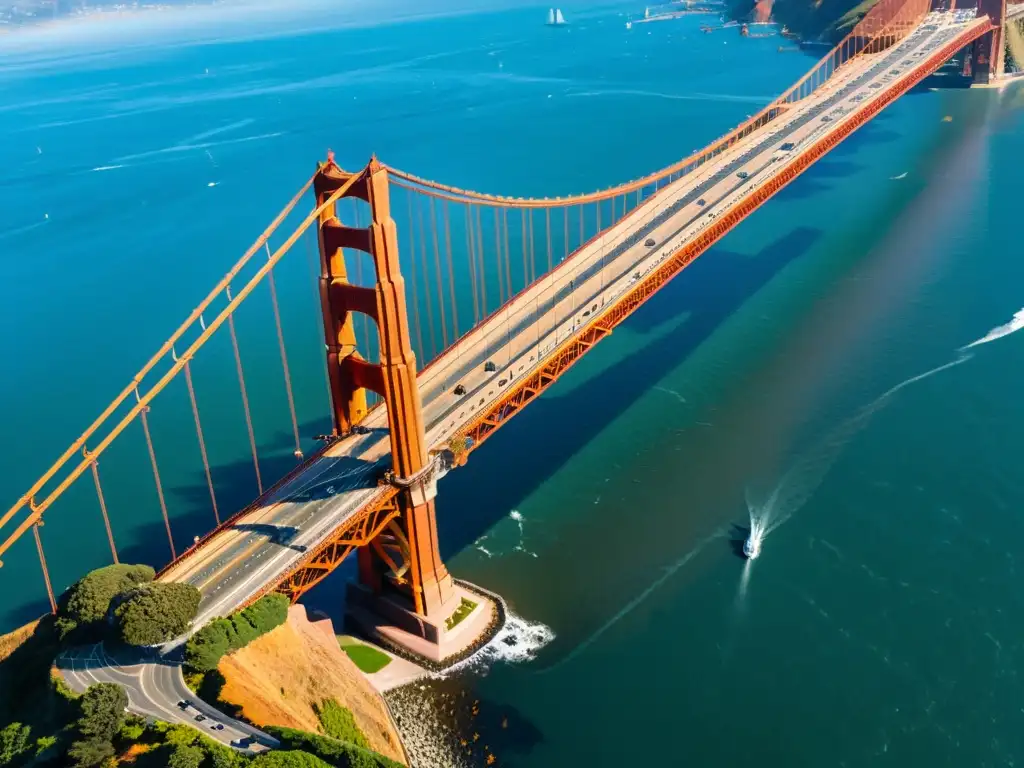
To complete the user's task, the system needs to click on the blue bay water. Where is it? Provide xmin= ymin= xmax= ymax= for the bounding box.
xmin=3 ymin=1 xmax=1024 ymax=765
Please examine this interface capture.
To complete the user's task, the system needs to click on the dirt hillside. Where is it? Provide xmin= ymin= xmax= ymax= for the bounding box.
xmin=0 ymin=619 xmax=39 ymax=663
xmin=218 ymin=605 xmax=404 ymax=764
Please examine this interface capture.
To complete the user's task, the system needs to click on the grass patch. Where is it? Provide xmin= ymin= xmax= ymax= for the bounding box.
xmin=444 ymin=598 xmax=477 ymax=630
xmin=340 ymin=643 xmax=391 ymax=674
xmin=312 ymin=699 xmax=368 ymax=748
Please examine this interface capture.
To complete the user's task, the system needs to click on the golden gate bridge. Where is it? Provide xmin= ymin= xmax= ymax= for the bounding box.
xmin=0 ymin=0 xmax=1012 ymax=661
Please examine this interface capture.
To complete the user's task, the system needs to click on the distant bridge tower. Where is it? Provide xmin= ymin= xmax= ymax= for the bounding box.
xmin=972 ymin=0 xmax=1007 ymax=83
xmin=314 ymin=156 xmax=461 ymax=654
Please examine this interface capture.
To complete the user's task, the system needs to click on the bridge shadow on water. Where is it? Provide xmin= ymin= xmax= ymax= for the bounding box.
xmin=434 ymin=225 xmax=822 ymax=560
xmin=133 ymin=226 xmax=820 ymax=573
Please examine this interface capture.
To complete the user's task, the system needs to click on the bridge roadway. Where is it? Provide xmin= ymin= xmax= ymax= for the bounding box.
xmin=161 ymin=10 xmax=989 ymax=632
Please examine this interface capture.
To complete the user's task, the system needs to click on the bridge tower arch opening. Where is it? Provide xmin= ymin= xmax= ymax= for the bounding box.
xmin=971 ymin=0 xmax=1008 ymax=82
xmin=313 ymin=154 xmax=465 ymax=652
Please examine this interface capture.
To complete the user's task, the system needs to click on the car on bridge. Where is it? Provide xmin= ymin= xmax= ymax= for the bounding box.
xmin=644 ymin=238 xmax=656 ymax=247
xmin=736 ymin=171 xmax=749 ymax=179
xmin=779 ymin=142 xmax=795 ymax=152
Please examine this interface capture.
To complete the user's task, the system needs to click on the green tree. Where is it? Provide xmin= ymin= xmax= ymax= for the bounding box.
xmin=0 ymin=722 xmax=31 ymax=764
xmin=66 ymin=737 xmax=114 ymax=768
xmin=55 ymin=564 xmax=155 ymax=640
xmin=161 ymin=724 xmax=198 ymax=747
xmin=185 ymin=619 xmax=232 ymax=672
xmin=206 ymin=740 xmax=246 ymax=768
xmin=77 ymin=683 xmax=127 ymax=742
xmin=114 ymin=583 xmax=201 ymax=646
xmin=117 ymin=715 xmax=146 ymax=742
xmin=167 ymin=743 xmax=205 ymax=768
xmin=33 ymin=735 xmax=57 ymax=758
xmin=250 ymin=751 xmax=334 ymax=768
xmin=228 ymin=614 xmax=260 ymax=647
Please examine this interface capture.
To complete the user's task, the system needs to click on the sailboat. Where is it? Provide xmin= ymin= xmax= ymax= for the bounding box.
xmin=546 ymin=7 xmax=566 ymax=25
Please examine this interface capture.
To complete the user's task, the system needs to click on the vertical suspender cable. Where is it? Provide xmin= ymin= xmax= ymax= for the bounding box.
xmin=417 ymin=197 xmax=436 ymax=360
xmin=475 ymin=205 xmax=487 ymax=318
xmin=578 ymin=204 xmax=584 ymax=249
xmin=493 ymin=208 xmax=504 ymax=306
xmin=305 ymin=228 xmax=333 ymax=410
xmin=563 ymin=206 xmax=569 ymax=263
xmin=406 ymin=192 xmax=426 ymax=360
xmin=443 ymin=201 xmax=459 ymax=343
xmin=266 ymin=243 xmax=303 ymax=460
xmin=502 ymin=207 xmax=512 ymax=300
xmin=429 ymin=197 xmax=449 ymax=350
xmin=596 ymin=199 xmax=602 ymax=233
xmin=137 ymin=390 xmax=175 ymax=560
xmin=527 ymin=209 xmax=536 ymax=284
xmin=183 ymin=359 xmax=220 ymax=525
xmin=545 ymin=208 xmax=553 ymax=273
xmin=465 ymin=204 xmax=480 ymax=326
xmin=520 ymin=210 xmax=530 ymax=287
xmin=89 ymin=458 xmax=118 ymax=564
xmin=226 ymin=285 xmax=263 ymax=496
xmin=32 ymin=524 xmax=56 ymax=614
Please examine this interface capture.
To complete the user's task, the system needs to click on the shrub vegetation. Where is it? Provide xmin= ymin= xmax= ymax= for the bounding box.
xmin=313 ymin=699 xmax=367 ymax=748
xmin=266 ymin=727 xmax=403 ymax=768
xmin=184 ymin=594 xmax=289 ymax=672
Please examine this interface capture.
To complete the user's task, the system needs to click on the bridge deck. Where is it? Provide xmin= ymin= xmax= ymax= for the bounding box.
xmin=161 ymin=11 xmax=991 ymax=628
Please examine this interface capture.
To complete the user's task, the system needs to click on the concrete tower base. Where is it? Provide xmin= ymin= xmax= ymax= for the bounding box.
xmin=345 ymin=581 xmax=498 ymax=666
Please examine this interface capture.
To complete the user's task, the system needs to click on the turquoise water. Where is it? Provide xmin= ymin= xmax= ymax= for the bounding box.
xmin=4 ymin=1 xmax=1024 ymax=765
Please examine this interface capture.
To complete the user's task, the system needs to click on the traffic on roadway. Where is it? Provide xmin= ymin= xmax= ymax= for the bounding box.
xmin=57 ymin=644 xmax=277 ymax=753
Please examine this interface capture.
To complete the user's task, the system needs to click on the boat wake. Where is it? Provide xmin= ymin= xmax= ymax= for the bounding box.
xmin=744 ymin=352 xmax=974 ymax=561
xmin=960 ymin=308 xmax=1024 ymax=350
